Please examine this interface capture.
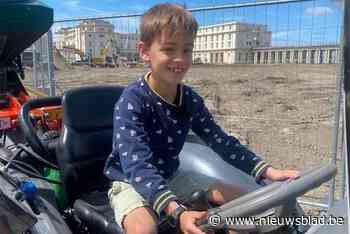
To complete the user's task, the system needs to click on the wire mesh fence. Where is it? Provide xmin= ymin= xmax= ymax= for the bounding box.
xmin=24 ymin=0 xmax=344 ymax=212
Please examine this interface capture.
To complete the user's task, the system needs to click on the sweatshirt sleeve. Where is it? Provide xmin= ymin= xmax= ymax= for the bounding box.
xmin=112 ymin=91 xmax=177 ymax=216
xmin=189 ymin=91 xmax=270 ymax=182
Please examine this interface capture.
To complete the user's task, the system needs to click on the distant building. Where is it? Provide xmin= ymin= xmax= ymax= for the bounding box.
xmin=193 ymin=21 xmax=339 ymax=64
xmin=252 ymin=44 xmax=339 ymax=65
xmin=193 ymin=21 xmax=272 ymax=64
xmin=54 ymin=20 xmax=138 ymax=62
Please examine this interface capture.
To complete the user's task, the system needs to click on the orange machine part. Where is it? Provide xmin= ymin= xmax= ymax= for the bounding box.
xmin=0 ymin=94 xmax=63 ymax=131
xmin=0 ymin=95 xmax=22 ymax=130
xmin=30 ymin=106 xmax=63 ymax=131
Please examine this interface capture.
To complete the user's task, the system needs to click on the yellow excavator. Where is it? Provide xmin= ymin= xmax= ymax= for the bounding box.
xmin=91 ymin=38 xmax=118 ymax=68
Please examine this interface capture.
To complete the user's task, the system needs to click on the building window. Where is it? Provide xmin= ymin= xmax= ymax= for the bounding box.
xmin=257 ymin=52 xmax=261 ymax=64
xmin=244 ymin=53 xmax=249 ymax=64
xmin=320 ymin=50 xmax=325 ymax=64
xmin=278 ymin=51 xmax=283 ymax=63
xmin=293 ymin=51 xmax=299 ymax=63
xmin=310 ymin=50 xmax=315 ymax=64
xmin=329 ymin=49 xmax=337 ymax=64
xmin=286 ymin=51 xmax=290 ymax=63
xmin=263 ymin=52 xmax=268 ymax=64
xmin=249 ymin=52 xmax=254 ymax=64
xmin=302 ymin=50 xmax=307 ymax=63
xmin=99 ymin=34 xmax=105 ymax=38
xmin=271 ymin=51 xmax=275 ymax=64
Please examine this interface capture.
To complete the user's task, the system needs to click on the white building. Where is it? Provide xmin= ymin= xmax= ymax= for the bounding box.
xmin=252 ymin=45 xmax=339 ymax=64
xmin=193 ymin=21 xmax=339 ymax=65
xmin=54 ymin=20 xmax=138 ymax=62
xmin=193 ymin=21 xmax=272 ymax=64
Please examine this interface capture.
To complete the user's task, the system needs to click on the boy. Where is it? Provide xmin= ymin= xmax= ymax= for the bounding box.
xmin=104 ymin=3 xmax=299 ymax=234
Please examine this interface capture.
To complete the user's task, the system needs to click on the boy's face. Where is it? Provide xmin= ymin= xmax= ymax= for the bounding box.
xmin=138 ymin=30 xmax=194 ymax=86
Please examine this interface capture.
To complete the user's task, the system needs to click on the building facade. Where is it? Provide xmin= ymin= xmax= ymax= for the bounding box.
xmin=193 ymin=21 xmax=339 ymax=65
xmin=252 ymin=45 xmax=339 ymax=65
xmin=193 ymin=21 xmax=272 ymax=64
xmin=54 ymin=20 xmax=138 ymax=62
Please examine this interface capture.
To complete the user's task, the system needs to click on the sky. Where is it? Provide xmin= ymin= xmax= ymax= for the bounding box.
xmin=45 ymin=0 xmax=343 ymax=46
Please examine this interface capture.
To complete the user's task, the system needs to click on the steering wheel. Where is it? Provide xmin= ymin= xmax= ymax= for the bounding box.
xmin=18 ymin=96 xmax=62 ymax=163
xmin=198 ymin=163 xmax=337 ymax=232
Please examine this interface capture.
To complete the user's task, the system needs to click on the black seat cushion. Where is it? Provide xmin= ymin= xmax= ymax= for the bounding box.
xmin=74 ymin=191 xmax=122 ymax=234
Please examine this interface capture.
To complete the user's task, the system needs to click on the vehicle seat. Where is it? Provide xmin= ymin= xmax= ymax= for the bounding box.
xmin=56 ymin=85 xmax=124 ymax=234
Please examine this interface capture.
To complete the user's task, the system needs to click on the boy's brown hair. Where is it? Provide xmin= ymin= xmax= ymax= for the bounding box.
xmin=140 ymin=3 xmax=198 ymax=46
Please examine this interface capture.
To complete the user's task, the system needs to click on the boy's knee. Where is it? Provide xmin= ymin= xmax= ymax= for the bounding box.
xmin=123 ymin=207 xmax=158 ymax=234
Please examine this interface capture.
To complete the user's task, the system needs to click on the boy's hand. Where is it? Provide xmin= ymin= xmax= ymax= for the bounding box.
xmin=262 ymin=167 xmax=300 ymax=181
xmin=179 ymin=210 xmax=208 ymax=234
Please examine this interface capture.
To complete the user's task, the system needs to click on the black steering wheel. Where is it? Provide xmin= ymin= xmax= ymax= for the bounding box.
xmin=18 ymin=96 xmax=62 ymax=162
xmin=198 ymin=163 xmax=337 ymax=232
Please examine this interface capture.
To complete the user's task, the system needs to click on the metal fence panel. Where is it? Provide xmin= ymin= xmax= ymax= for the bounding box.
xmin=24 ymin=0 xmax=344 ymax=212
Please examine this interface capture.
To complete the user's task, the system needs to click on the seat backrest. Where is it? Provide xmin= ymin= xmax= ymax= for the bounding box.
xmin=56 ymin=85 xmax=124 ymax=205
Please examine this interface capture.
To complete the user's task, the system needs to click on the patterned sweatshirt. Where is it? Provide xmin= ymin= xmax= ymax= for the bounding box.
xmin=103 ymin=73 xmax=270 ymax=217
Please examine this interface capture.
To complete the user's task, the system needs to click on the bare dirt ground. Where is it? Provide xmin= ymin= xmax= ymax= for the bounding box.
xmin=24 ymin=63 xmax=343 ymax=214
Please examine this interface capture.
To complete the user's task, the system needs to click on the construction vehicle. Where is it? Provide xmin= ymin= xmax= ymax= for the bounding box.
xmin=61 ymin=46 xmax=86 ymax=64
xmin=91 ymin=34 xmax=118 ymax=68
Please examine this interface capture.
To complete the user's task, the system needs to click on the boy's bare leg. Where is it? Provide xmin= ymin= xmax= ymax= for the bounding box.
xmin=123 ymin=206 xmax=158 ymax=234
xmin=208 ymin=182 xmax=247 ymax=204
xmin=122 ymin=183 xmax=248 ymax=234
xmin=208 ymin=182 xmax=250 ymax=234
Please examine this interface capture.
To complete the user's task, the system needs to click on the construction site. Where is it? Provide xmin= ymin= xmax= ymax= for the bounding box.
xmin=52 ymin=19 xmax=139 ymax=68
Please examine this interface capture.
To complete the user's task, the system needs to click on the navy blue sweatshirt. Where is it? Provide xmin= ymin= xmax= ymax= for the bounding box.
xmin=104 ymin=73 xmax=270 ymax=216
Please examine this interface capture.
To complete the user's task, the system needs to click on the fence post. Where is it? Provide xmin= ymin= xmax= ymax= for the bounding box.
xmin=47 ymin=29 xmax=55 ymax=96
xmin=32 ymin=44 xmax=37 ymax=89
